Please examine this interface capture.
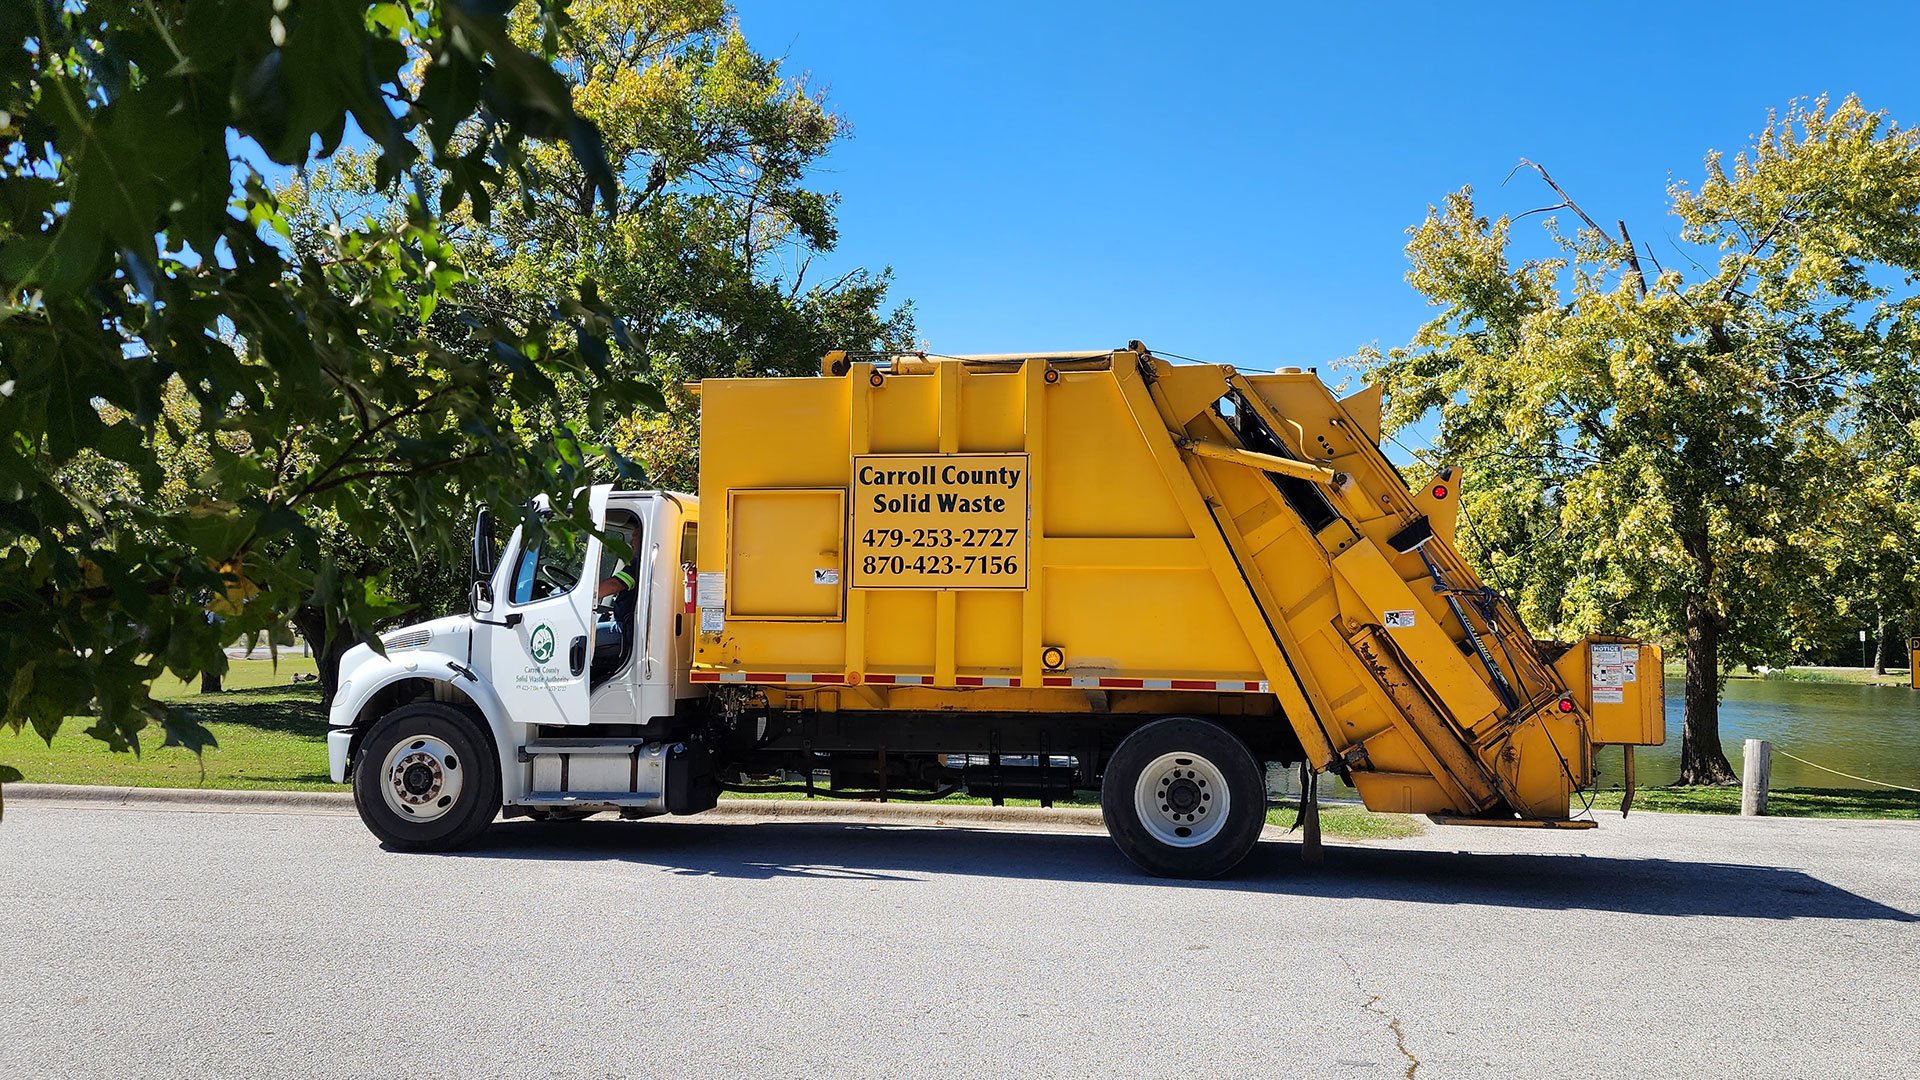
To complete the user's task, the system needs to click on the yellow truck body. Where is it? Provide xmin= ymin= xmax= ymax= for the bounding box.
xmin=694 ymin=344 xmax=1663 ymax=823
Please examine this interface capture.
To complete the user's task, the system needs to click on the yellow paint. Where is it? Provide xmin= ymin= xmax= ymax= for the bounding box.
xmin=724 ymin=488 xmax=844 ymax=620
xmin=694 ymin=347 xmax=1655 ymax=823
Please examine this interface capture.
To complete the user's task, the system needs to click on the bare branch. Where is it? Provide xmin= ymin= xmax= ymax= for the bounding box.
xmin=1514 ymin=159 xmax=1615 ymax=240
xmin=286 ymin=385 xmax=457 ymax=507
xmin=1617 ymin=219 xmax=1649 ymax=299
xmin=1513 ymin=201 xmax=1570 ymax=223
xmin=1514 ymin=159 xmax=1651 ymax=299
xmin=301 ymin=450 xmax=492 ymax=499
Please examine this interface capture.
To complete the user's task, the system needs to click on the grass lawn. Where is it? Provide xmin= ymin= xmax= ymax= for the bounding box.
xmin=1265 ymin=804 xmax=1425 ymax=839
xmin=2 ymin=657 xmax=336 ymax=792
xmin=1660 ymin=660 xmax=1911 ymax=688
xmin=1584 ymin=785 xmax=1920 ymax=819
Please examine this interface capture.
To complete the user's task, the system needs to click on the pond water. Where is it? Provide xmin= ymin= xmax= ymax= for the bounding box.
xmin=1590 ymin=676 xmax=1920 ymax=792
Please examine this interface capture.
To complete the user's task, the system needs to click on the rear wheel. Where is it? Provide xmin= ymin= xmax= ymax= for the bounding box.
xmin=1101 ymin=717 xmax=1265 ymax=878
xmin=351 ymin=702 xmax=501 ymax=852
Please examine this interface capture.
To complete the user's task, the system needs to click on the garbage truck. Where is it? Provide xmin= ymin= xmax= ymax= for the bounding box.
xmin=325 ymin=344 xmax=1664 ymax=877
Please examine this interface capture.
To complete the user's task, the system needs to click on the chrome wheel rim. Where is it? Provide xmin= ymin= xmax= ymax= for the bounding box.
xmin=1133 ymin=751 xmax=1229 ymax=848
xmin=380 ymin=734 xmax=465 ymax=823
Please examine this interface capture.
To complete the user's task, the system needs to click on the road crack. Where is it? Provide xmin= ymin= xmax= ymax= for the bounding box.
xmin=1340 ymin=954 xmax=1420 ymax=1080
xmin=1361 ymin=993 xmax=1420 ymax=1080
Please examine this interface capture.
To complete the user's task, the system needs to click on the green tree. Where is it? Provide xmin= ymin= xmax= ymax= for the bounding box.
xmin=1806 ymin=333 xmax=1920 ymax=672
xmin=1361 ymin=97 xmax=1920 ymax=785
xmin=0 ymin=0 xmax=649 ymax=810
xmin=267 ymin=0 xmax=913 ymax=703
xmin=279 ymin=0 xmax=915 ymax=492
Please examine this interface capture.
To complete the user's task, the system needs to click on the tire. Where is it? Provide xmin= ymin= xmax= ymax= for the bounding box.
xmin=351 ymin=702 xmax=502 ymax=852
xmin=1100 ymin=717 xmax=1266 ymax=878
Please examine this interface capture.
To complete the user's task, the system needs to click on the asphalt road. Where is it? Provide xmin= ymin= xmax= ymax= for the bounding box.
xmin=2 ymin=801 xmax=1916 ymax=1080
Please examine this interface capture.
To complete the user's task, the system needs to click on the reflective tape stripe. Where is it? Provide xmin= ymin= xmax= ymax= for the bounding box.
xmin=691 ymin=672 xmax=1266 ymax=691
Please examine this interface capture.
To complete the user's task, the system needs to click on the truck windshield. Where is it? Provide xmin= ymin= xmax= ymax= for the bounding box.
xmin=508 ymin=516 xmax=589 ymax=604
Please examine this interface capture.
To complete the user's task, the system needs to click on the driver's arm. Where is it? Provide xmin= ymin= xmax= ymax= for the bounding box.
xmin=596 ymin=567 xmax=634 ymax=600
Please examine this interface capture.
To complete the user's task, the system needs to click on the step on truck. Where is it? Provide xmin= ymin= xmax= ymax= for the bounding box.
xmin=326 ymin=344 xmax=1665 ymax=877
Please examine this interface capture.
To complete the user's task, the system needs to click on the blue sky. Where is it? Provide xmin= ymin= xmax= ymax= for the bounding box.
xmin=730 ymin=1 xmax=1920 ymax=383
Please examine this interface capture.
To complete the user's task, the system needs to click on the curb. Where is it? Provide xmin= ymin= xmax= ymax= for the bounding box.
xmin=2 ymin=783 xmax=1108 ymax=829
xmin=5 ymin=783 xmax=355 ymax=814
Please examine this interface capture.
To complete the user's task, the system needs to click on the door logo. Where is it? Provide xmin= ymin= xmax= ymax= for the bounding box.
xmin=529 ymin=624 xmax=556 ymax=664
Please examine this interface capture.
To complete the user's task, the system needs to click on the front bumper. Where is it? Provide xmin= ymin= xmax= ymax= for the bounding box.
xmin=327 ymin=729 xmax=354 ymax=784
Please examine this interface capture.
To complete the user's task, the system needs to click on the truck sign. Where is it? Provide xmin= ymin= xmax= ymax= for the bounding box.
xmin=851 ymin=453 xmax=1029 ymax=589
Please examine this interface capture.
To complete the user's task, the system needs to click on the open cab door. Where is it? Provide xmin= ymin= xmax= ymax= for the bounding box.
xmin=484 ymin=487 xmax=608 ymax=727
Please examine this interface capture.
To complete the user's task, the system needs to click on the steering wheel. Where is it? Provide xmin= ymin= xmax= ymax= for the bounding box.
xmin=537 ymin=561 xmax=579 ymax=593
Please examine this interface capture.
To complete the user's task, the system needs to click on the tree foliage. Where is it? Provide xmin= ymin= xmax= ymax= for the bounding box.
xmin=261 ymin=0 xmax=914 ymax=703
xmin=1360 ymin=97 xmax=1920 ymax=785
xmin=280 ymin=0 xmax=916 ymax=491
xmin=0 ymin=0 xmax=655 ymax=801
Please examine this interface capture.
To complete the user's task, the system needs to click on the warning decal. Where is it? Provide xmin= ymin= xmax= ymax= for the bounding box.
xmin=1383 ymin=609 xmax=1417 ymax=628
xmin=1591 ymin=643 xmax=1627 ymax=705
xmin=697 ymin=572 xmax=726 ymax=633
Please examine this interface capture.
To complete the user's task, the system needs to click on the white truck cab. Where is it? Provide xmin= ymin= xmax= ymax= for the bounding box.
xmin=326 ymin=486 xmax=711 ymax=849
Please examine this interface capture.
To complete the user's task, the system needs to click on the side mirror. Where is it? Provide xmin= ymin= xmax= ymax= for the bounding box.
xmin=471 ymin=507 xmax=496 ymax=583
xmin=471 ymin=578 xmax=494 ymax=614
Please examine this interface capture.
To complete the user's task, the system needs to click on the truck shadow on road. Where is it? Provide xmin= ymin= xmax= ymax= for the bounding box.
xmin=451 ymin=820 xmax=1918 ymax=922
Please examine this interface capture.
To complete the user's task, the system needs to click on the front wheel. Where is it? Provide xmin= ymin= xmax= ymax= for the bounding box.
xmin=1100 ymin=717 xmax=1265 ymax=878
xmin=351 ymin=702 xmax=501 ymax=852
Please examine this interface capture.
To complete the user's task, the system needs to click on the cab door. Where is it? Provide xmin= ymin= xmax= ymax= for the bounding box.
xmin=486 ymin=487 xmax=608 ymax=728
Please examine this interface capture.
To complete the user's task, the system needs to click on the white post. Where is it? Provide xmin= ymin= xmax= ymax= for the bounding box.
xmin=1740 ymin=738 xmax=1772 ymax=816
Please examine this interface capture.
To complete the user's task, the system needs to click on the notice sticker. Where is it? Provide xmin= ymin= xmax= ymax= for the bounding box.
xmin=1591 ymin=643 xmax=1626 ymax=689
xmin=697 ymin=572 xmax=726 ymax=634
xmin=813 ymin=568 xmax=840 ymax=586
xmin=1591 ymin=642 xmax=1628 ymax=704
xmin=1384 ymin=610 xmax=1417 ymax=628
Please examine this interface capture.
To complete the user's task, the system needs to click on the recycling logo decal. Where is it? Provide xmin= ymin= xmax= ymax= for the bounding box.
xmin=529 ymin=623 xmax=556 ymax=664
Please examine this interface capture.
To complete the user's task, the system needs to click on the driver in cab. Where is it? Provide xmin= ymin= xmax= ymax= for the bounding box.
xmin=596 ymin=521 xmax=642 ymax=609
xmin=591 ymin=521 xmax=642 ymax=682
